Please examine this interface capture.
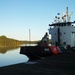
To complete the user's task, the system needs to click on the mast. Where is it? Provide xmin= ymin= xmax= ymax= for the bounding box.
xmin=66 ymin=7 xmax=73 ymax=22
xmin=66 ymin=7 xmax=69 ymax=22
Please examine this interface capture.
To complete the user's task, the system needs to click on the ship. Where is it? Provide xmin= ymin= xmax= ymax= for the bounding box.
xmin=20 ymin=7 xmax=75 ymax=61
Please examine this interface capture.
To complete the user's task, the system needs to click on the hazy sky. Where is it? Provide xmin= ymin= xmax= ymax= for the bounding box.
xmin=0 ymin=0 xmax=75 ymax=41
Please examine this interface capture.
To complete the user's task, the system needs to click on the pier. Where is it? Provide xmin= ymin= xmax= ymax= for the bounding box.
xmin=0 ymin=52 xmax=75 ymax=75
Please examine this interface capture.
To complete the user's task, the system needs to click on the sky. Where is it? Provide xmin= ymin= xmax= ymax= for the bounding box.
xmin=0 ymin=0 xmax=75 ymax=41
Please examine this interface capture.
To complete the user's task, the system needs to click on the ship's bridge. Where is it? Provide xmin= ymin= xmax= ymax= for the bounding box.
xmin=49 ymin=21 xmax=75 ymax=27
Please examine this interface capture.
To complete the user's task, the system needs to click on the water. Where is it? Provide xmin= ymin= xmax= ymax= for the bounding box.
xmin=0 ymin=47 xmax=29 ymax=67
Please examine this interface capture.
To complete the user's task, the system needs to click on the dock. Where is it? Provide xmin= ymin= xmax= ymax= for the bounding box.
xmin=0 ymin=52 xmax=75 ymax=75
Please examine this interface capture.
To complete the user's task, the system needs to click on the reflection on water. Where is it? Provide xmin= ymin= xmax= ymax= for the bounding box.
xmin=0 ymin=46 xmax=20 ymax=54
xmin=0 ymin=46 xmax=29 ymax=67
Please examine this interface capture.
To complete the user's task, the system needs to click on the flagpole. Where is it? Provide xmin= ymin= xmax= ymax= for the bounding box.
xmin=29 ymin=29 xmax=31 ymax=45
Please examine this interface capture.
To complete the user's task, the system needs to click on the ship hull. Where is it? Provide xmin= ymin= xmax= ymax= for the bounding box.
xmin=20 ymin=46 xmax=53 ymax=60
xmin=20 ymin=46 xmax=67 ymax=61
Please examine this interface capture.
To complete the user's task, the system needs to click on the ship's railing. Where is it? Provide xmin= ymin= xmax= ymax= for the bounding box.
xmin=49 ymin=21 xmax=75 ymax=27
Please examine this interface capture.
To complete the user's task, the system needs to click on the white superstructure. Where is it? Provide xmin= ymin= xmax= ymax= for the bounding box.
xmin=49 ymin=7 xmax=75 ymax=47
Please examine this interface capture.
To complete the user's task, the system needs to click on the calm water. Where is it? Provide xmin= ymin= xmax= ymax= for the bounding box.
xmin=0 ymin=47 xmax=29 ymax=67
